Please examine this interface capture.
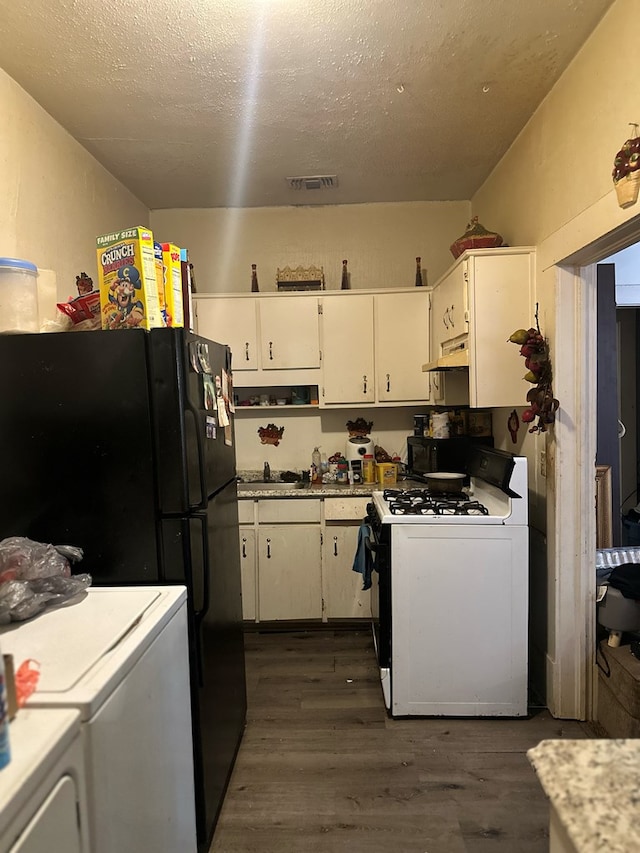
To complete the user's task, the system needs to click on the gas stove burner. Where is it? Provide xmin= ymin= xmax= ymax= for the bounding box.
xmin=384 ymin=487 xmax=490 ymax=517
xmin=437 ymin=500 xmax=489 ymax=516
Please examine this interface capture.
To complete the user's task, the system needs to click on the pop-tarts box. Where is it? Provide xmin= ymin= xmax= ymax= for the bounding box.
xmin=154 ymin=241 xmax=168 ymax=326
xmin=96 ymin=227 xmax=163 ymax=330
xmin=161 ymin=243 xmax=184 ymax=328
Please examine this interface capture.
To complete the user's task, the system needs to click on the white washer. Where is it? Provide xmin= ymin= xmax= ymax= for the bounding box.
xmin=0 ymin=586 xmax=197 ymax=853
xmin=0 ymin=708 xmax=88 ymax=853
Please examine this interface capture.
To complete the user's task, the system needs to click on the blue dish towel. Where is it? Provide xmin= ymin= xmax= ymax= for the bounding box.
xmin=352 ymin=522 xmax=375 ymax=591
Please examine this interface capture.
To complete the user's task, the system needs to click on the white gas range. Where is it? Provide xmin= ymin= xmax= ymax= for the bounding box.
xmin=367 ymin=447 xmax=529 ymax=718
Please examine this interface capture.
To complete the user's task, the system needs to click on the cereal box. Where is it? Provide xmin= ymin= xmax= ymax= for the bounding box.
xmin=154 ymin=241 xmax=168 ymax=327
xmin=161 ymin=243 xmax=184 ymax=328
xmin=96 ymin=227 xmax=163 ymax=330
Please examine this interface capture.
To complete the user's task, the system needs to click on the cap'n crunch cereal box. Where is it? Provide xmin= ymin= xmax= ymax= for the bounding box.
xmin=161 ymin=243 xmax=184 ymax=328
xmin=96 ymin=227 xmax=163 ymax=330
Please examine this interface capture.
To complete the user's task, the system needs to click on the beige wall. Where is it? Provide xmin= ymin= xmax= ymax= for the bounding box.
xmin=235 ymin=406 xmax=418 ymax=475
xmin=475 ymin=0 xmax=640 ymax=518
xmin=1 ymin=68 xmax=148 ymax=308
xmin=472 ymin=0 xmax=640 ymax=715
xmin=150 ymin=202 xmax=471 ymax=294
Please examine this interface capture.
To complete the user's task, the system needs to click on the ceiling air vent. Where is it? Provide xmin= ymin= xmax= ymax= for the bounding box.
xmin=286 ymin=175 xmax=338 ymax=191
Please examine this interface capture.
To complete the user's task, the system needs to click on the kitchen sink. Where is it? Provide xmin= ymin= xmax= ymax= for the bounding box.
xmin=237 ymin=481 xmax=309 ymax=491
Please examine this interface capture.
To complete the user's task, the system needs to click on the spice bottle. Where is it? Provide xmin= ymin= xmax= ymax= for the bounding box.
xmin=362 ymin=454 xmax=376 ymax=485
xmin=251 ymin=263 xmax=259 ymax=292
xmin=311 ymin=447 xmax=321 ymax=483
xmin=415 ymin=256 xmax=424 ymax=287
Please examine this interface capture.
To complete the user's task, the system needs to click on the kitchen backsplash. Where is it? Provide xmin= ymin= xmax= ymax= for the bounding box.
xmin=233 ymin=407 xmax=418 ymax=473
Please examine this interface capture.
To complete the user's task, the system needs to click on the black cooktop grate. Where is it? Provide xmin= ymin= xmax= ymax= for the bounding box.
xmin=382 ymin=488 xmax=489 ymax=516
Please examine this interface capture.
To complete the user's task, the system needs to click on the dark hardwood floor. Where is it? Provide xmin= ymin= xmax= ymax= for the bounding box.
xmin=210 ymin=629 xmax=592 ymax=853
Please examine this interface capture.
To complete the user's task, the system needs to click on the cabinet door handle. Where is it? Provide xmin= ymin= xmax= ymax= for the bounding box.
xmin=449 ymin=305 xmax=455 ymax=327
xmin=242 ymin=537 xmax=247 ymax=558
xmin=363 ymin=375 xmax=367 ymax=394
xmin=443 ymin=310 xmax=449 ymax=329
xmin=333 ymin=536 xmax=338 ymax=556
xmin=386 ymin=373 xmax=390 ymax=392
xmin=269 ymin=341 xmax=273 ymax=360
xmin=266 ymin=537 xmax=271 ymax=559
xmin=245 ymin=342 xmax=250 ymax=361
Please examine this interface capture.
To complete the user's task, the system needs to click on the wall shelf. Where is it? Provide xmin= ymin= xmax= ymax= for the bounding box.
xmin=235 ymin=404 xmax=318 ymax=412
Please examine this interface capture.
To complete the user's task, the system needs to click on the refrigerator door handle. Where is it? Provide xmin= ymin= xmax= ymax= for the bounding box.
xmin=191 ymin=512 xmax=211 ymax=622
xmin=185 ymin=399 xmax=207 ymax=511
xmin=188 ymin=511 xmax=211 ymax=689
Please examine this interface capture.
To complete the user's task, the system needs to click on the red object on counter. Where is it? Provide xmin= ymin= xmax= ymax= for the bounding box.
xmin=15 ymin=659 xmax=40 ymax=707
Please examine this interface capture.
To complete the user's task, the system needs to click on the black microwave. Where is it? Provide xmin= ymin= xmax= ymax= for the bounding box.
xmin=406 ymin=435 xmax=493 ymax=478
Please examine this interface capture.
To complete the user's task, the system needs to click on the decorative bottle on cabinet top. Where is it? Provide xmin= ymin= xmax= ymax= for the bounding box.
xmin=415 ymin=257 xmax=424 ymax=287
xmin=341 ymin=259 xmax=350 ymax=290
xmin=251 ymin=263 xmax=259 ymax=292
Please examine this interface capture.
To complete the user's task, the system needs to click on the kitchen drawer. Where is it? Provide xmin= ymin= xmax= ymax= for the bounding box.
xmin=258 ymin=499 xmax=321 ymax=524
xmin=238 ymin=501 xmax=255 ymax=524
xmin=324 ymin=497 xmax=370 ymax=521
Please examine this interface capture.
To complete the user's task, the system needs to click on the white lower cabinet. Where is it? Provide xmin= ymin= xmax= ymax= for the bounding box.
xmin=322 ymin=496 xmax=370 ymax=619
xmin=239 ymin=495 xmax=371 ymax=622
xmin=322 ymin=524 xmax=370 ymax=618
xmin=239 ymin=526 xmax=256 ymax=621
xmin=257 ymin=525 xmax=322 ymax=620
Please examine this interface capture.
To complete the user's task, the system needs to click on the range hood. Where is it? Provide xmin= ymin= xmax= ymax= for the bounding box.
xmin=422 ymin=336 xmax=469 ymax=372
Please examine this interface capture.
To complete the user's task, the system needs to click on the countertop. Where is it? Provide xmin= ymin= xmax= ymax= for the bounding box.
xmin=236 ymin=475 xmax=426 ymax=499
xmin=237 ymin=482 xmax=377 ymax=499
xmin=527 ymin=738 xmax=640 ymax=852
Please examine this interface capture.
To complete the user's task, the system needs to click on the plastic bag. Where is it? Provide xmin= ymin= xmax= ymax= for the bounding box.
xmin=0 ymin=537 xmax=91 ymax=623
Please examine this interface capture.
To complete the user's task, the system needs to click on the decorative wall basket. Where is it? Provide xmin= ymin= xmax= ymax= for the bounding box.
xmin=276 ymin=264 xmax=325 ymax=291
xmin=612 ymin=125 xmax=640 ymax=210
xmin=614 ymin=170 xmax=640 ymax=209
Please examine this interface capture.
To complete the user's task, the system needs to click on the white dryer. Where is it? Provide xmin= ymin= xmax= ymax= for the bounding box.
xmin=0 ymin=708 xmax=88 ymax=853
xmin=0 ymin=586 xmax=197 ymax=853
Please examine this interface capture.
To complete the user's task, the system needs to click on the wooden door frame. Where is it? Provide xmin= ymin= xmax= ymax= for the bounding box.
xmin=553 ymin=216 xmax=640 ymax=719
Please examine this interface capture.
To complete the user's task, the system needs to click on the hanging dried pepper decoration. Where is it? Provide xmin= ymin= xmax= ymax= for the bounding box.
xmin=507 ymin=304 xmax=560 ymax=434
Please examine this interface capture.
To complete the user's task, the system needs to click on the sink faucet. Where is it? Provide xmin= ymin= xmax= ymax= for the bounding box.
xmin=263 ymin=461 xmax=271 ymax=482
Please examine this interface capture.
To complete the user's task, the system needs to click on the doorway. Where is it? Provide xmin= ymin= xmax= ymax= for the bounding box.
xmin=598 ymin=245 xmax=640 ymax=547
xmin=554 ymin=218 xmax=640 ymax=721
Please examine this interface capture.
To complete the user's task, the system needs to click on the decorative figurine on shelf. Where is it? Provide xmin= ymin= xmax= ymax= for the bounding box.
xmin=450 ymin=216 xmax=504 ymax=259
xmin=612 ymin=124 xmax=640 ymax=209
xmin=251 ymin=263 xmax=259 ymax=292
xmin=415 ymin=257 xmax=424 ymax=287
xmin=341 ymin=259 xmax=350 ymax=290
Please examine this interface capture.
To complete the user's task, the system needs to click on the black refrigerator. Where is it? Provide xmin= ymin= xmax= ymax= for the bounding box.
xmin=0 ymin=327 xmax=246 ymax=852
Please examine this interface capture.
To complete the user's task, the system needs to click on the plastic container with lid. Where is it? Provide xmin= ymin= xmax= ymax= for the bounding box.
xmin=0 ymin=258 xmax=39 ymax=333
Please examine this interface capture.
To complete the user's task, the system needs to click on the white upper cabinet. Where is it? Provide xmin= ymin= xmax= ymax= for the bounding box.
xmin=258 ymin=296 xmax=320 ymax=370
xmin=320 ymin=294 xmax=376 ymax=405
xmin=430 ymin=262 xmax=467 ymax=359
xmin=194 ymin=294 xmax=320 ymax=374
xmin=374 ymin=291 xmax=430 ymax=403
xmin=426 ymin=248 xmax=535 ymax=408
xmin=194 ymin=296 xmax=259 ymax=371
xmin=321 ymin=290 xmax=430 ymax=407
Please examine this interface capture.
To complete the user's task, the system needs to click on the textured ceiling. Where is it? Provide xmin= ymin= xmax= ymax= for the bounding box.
xmin=1 ymin=0 xmax=614 ymax=209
